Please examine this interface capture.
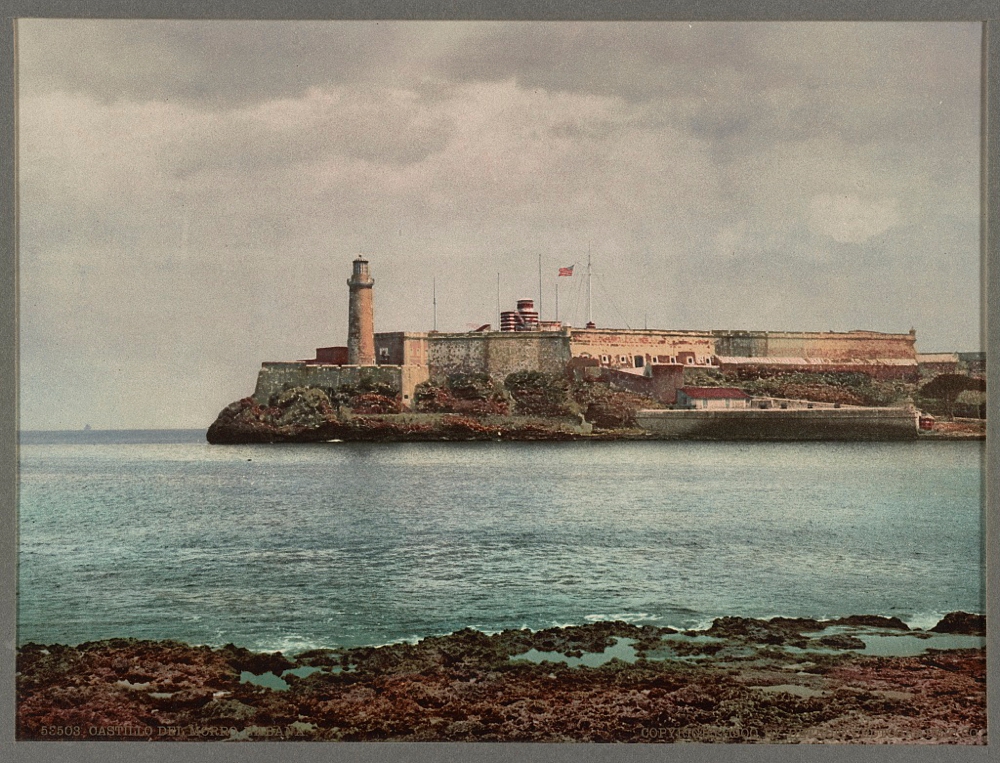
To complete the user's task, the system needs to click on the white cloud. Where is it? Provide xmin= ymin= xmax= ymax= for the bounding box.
xmin=807 ymin=194 xmax=901 ymax=244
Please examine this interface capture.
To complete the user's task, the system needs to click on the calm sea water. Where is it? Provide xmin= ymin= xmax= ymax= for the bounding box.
xmin=18 ymin=432 xmax=985 ymax=653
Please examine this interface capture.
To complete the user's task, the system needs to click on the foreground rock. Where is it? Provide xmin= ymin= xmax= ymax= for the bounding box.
xmin=17 ymin=614 xmax=985 ymax=743
xmin=929 ymin=611 xmax=986 ymax=636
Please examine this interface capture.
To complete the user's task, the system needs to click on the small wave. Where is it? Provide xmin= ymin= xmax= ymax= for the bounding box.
xmin=683 ymin=617 xmax=722 ymax=632
xmin=902 ymin=612 xmax=949 ymax=631
xmin=253 ymin=636 xmax=329 ymax=655
xmin=583 ymin=612 xmax=661 ymax=623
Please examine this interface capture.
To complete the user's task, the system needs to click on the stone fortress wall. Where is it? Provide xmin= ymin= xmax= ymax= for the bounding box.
xmin=246 ymin=258 xmax=921 ymax=409
xmin=252 ymin=362 xmax=428 ymax=407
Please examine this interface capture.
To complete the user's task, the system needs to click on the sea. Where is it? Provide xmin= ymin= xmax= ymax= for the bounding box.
xmin=17 ymin=430 xmax=986 ymax=654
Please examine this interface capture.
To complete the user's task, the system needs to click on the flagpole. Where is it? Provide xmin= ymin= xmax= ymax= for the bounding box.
xmin=433 ymin=276 xmax=437 ymax=332
xmin=587 ymin=243 xmax=593 ymax=327
xmin=538 ymin=253 xmax=542 ymax=322
xmin=555 ymin=279 xmax=559 ymax=322
xmin=496 ymin=272 xmax=500 ymax=331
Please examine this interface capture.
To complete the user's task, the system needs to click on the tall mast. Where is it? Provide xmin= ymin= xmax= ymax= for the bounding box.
xmin=538 ymin=253 xmax=542 ymax=322
xmin=587 ymin=243 xmax=593 ymax=326
xmin=496 ymin=272 xmax=500 ymax=331
xmin=433 ymin=276 xmax=437 ymax=332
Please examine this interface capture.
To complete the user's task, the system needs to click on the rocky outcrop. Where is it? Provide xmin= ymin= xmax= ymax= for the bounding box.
xmin=930 ymin=611 xmax=986 ymax=636
xmin=206 ymin=387 xmax=593 ymax=444
xmin=206 ymin=388 xmax=344 ymax=444
xmin=818 ymin=634 xmax=867 ymax=650
xmin=16 ymin=615 xmax=986 ymax=743
xmin=827 ymin=615 xmax=909 ymax=631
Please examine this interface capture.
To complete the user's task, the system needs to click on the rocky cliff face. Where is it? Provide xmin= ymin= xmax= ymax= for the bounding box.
xmin=206 ymin=388 xmax=344 ymax=444
xmin=206 ymin=387 xmax=589 ymax=444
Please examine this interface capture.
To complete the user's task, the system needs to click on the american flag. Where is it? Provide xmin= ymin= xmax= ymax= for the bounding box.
xmin=558 ymin=265 xmax=574 ymax=277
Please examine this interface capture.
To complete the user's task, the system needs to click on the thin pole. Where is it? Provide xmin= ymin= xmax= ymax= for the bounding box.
xmin=587 ymin=243 xmax=593 ymax=326
xmin=538 ymin=253 xmax=543 ymax=322
xmin=433 ymin=277 xmax=437 ymax=332
xmin=555 ymin=279 xmax=559 ymax=322
xmin=496 ymin=272 xmax=500 ymax=331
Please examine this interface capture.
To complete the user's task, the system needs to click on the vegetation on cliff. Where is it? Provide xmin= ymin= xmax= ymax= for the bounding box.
xmin=914 ymin=374 xmax=986 ymax=419
xmin=683 ymin=369 xmax=913 ymax=408
xmin=206 ymin=386 xmax=597 ymax=444
xmin=413 ymin=373 xmax=509 ymax=416
xmin=207 ymin=363 xmax=984 ymax=444
xmin=206 ymin=388 xmax=342 ymax=444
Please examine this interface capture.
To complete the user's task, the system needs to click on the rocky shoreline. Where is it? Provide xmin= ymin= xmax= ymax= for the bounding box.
xmin=206 ymin=388 xmax=983 ymax=444
xmin=18 ymin=613 xmax=985 ymax=743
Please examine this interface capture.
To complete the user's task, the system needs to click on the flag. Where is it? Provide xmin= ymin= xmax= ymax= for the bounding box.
xmin=558 ymin=265 xmax=574 ymax=277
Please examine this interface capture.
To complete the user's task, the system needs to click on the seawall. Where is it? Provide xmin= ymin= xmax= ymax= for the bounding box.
xmin=634 ymin=407 xmax=920 ymax=440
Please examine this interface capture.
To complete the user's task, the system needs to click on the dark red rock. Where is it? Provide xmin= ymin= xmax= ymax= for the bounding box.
xmin=826 ymin=615 xmax=909 ymax=631
xmin=819 ymin=634 xmax=866 ymax=650
xmin=16 ymin=625 xmax=986 ymax=744
xmin=929 ymin=611 xmax=985 ymax=636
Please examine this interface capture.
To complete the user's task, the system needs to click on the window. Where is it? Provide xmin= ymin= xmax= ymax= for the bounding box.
xmin=634 ymin=355 xmax=644 ymax=367
xmin=670 ymin=356 xmax=677 ymax=364
xmin=619 ymin=355 xmax=628 ymax=364
xmin=601 ymin=354 xmax=609 ymax=364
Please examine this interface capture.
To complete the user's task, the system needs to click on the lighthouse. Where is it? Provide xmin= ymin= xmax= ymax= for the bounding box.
xmin=347 ymin=256 xmax=375 ymax=366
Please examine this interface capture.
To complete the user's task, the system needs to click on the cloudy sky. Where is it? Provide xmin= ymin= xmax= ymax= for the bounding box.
xmin=17 ymin=20 xmax=982 ymax=430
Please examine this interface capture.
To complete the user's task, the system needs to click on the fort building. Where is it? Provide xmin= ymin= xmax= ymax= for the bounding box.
xmin=251 ymin=259 xmax=921 ymax=407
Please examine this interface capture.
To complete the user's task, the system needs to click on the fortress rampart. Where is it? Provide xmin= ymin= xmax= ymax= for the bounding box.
xmin=252 ymin=362 xmax=429 ymax=407
xmin=428 ymin=331 xmax=572 ymax=378
xmin=244 ymin=259 xmax=923 ymax=410
xmin=569 ymin=329 xmax=717 ymax=367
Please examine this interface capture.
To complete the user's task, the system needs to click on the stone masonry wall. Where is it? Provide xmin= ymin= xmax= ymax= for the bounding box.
xmin=762 ymin=331 xmax=916 ymax=361
xmin=252 ymin=362 xmax=408 ymax=404
xmin=425 ymin=333 xmax=570 ymax=380
xmin=483 ymin=333 xmax=571 ymax=377
xmin=573 ymin=329 xmax=916 ymax=367
xmin=571 ymin=330 xmax=716 ymax=367
xmin=426 ymin=335 xmax=488 ymax=377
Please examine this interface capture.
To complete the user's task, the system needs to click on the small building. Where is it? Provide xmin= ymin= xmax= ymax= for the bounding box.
xmin=676 ymin=387 xmax=751 ymax=410
xmin=916 ymin=352 xmax=959 ymax=377
xmin=309 ymin=346 xmax=349 ymax=365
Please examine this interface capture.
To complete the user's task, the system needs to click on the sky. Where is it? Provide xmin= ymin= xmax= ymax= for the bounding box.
xmin=17 ymin=20 xmax=983 ymax=430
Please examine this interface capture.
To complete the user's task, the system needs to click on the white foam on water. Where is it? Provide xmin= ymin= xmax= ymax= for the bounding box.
xmin=902 ymin=612 xmax=949 ymax=631
xmin=684 ymin=617 xmax=722 ymax=632
xmin=254 ymin=635 xmax=330 ymax=655
xmin=583 ymin=612 xmax=661 ymax=623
